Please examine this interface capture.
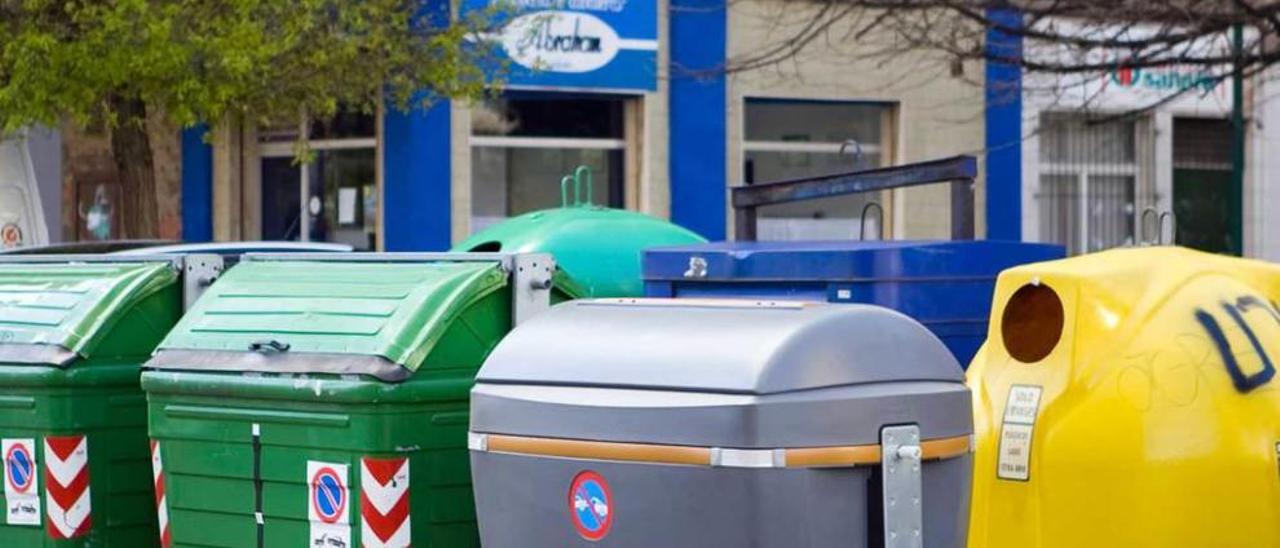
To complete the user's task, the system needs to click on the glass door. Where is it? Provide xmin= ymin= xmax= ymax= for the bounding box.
xmin=258 ymin=110 xmax=379 ymax=249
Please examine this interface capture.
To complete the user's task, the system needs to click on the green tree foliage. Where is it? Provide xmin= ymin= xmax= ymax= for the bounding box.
xmin=0 ymin=0 xmax=501 ymax=237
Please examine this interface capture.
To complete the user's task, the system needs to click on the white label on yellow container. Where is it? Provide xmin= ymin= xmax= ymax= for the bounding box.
xmin=998 ymin=385 xmax=1042 ymax=481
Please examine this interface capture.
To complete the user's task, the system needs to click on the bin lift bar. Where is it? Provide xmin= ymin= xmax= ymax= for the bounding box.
xmin=0 ymin=253 xmax=224 ymax=312
xmin=733 ymin=155 xmax=977 ymax=241
xmin=240 ymin=252 xmax=555 ymax=326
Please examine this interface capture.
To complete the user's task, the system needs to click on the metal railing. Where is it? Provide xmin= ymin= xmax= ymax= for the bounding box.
xmin=732 ymin=155 xmax=977 ymax=241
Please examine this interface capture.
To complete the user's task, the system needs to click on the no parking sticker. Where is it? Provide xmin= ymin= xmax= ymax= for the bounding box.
xmin=3 ymin=439 xmax=40 ymax=526
xmin=307 ymin=461 xmax=350 ymax=548
xmin=568 ymin=470 xmax=613 ymax=541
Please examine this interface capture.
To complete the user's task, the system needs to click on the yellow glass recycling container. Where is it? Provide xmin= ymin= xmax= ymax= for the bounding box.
xmin=967 ymin=246 xmax=1280 ymax=548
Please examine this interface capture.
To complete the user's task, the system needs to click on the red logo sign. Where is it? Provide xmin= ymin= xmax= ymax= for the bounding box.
xmin=1 ymin=223 xmax=21 ymax=249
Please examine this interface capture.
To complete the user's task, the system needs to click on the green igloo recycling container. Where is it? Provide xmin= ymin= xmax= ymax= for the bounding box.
xmin=141 ymin=253 xmax=573 ymax=548
xmin=454 ymin=206 xmax=705 ymax=297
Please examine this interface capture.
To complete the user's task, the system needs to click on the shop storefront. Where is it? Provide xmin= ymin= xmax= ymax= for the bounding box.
xmin=182 ymin=0 xmax=664 ymax=250
xmin=969 ymin=17 xmax=1280 ymax=257
xmin=1016 ymin=22 xmax=1246 ymax=256
xmin=458 ymin=0 xmax=658 ymax=236
xmin=178 ymin=1 xmax=989 ymax=249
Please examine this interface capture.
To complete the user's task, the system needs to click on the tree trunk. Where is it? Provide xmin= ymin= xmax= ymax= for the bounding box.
xmin=109 ymin=96 xmax=158 ymax=239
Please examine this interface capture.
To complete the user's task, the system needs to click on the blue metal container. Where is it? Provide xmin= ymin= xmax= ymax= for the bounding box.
xmin=643 ymin=240 xmax=1065 ymax=367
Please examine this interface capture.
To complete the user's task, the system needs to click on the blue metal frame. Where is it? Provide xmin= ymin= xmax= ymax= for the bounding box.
xmin=732 ymin=155 xmax=977 ymax=241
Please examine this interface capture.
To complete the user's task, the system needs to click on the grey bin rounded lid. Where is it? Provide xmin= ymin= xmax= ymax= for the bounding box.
xmin=476 ymin=299 xmax=963 ymax=395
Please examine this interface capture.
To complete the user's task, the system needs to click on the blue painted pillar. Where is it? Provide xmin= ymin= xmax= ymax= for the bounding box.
xmin=985 ymin=8 xmax=1024 ymax=240
xmin=180 ymin=124 xmax=213 ymax=242
xmin=383 ymin=102 xmax=451 ymax=251
xmin=669 ymin=0 xmax=727 ymax=240
xmin=383 ymin=0 xmax=453 ymax=251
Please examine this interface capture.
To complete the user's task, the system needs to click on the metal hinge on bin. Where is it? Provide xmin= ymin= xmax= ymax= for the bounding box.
xmin=181 ymin=254 xmax=223 ymax=310
xmin=511 ymin=254 xmax=555 ymax=325
xmin=881 ymin=425 xmax=923 ymax=548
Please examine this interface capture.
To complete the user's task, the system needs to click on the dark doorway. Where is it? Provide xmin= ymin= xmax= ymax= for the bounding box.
xmin=1172 ymin=118 xmax=1238 ymax=255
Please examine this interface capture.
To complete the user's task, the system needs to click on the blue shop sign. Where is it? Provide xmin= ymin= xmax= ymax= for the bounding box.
xmin=464 ymin=0 xmax=658 ymax=92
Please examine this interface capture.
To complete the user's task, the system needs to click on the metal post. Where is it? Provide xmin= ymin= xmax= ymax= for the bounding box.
xmin=1230 ymin=23 xmax=1245 ymax=255
xmin=735 ymin=207 xmax=758 ymax=241
xmin=951 ymin=178 xmax=976 ymax=240
xmin=298 ymin=118 xmax=311 ymax=242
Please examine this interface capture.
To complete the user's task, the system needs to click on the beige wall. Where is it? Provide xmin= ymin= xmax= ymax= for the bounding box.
xmin=641 ymin=0 xmax=671 ymax=220
xmin=727 ymin=1 xmax=987 ymax=239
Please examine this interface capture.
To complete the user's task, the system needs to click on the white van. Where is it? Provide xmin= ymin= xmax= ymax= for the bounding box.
xmin=0 ymin=136 xmax=49 ymax=250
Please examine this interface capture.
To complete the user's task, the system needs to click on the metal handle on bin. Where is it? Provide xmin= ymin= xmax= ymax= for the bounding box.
xmin=1159 ymin=211 xmax=1176 ymax=245
xmin=248 ymin=340 xmax=291 ymax=354
xmin=560 ymin=176 xmax=574 ymax=207
xmin=860 ymin=202 xmax=884 ymax=241
xmin=574 ymin=165 xmax=594 ymax=206
xmin=1139 ymin=207 xmax=1158 ymax=245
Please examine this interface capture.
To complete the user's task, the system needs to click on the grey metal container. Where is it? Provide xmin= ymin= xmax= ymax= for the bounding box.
xmin=468 ymin=299 xmax=973 ymax=548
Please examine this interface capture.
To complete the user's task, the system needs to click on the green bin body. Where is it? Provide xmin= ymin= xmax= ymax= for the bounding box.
xmin=142 ymin=255 xmax=568 ymax=547
xmin=0 ymin=260 xmax=183 ymax=547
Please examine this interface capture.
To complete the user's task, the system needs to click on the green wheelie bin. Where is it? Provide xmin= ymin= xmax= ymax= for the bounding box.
xmin=0 ymin=254 xmax=222 ymax=547
xmin=141 ymin=253 xmax=573 ymax=547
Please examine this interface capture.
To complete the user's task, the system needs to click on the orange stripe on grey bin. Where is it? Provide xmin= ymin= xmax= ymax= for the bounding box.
xmin=474 ymin=433 xmax=970 ymax=467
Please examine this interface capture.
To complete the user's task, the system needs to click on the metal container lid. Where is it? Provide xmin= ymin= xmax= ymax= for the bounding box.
xmin=476 ymin=299 xmax=961 ymax=395
xmin=0 ymin=260 xmax=177 ymax=365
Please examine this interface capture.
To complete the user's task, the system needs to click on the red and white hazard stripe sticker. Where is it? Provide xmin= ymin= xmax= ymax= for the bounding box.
xmin=360 ymin=456 xmax=410 ymax=548
xmin=44 ymin=435 xmax=91 ymax=539
xmin=151 ymin=440 xmax=172 ymax=547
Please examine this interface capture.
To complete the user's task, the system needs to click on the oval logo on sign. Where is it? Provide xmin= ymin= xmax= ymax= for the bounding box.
xmin=568 ymin=470 xmax=613 ymax=541
xmin=502 ymin=11 xmax=620 ymax=73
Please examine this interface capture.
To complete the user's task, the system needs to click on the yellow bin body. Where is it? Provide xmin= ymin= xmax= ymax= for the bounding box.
xmin=967 ymin=247 xmax=1280 ymax=548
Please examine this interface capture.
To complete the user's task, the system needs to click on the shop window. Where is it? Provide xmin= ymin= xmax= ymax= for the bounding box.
xmin=259 ymin=109 xmax=379 ymax=250
xmin=1036 ymin=113 xmax=1139 ymax=255
xmin=470 ymin=96 xmax=626 ymax=233
xmin=743 ymin=99 xmax=895 ymax=241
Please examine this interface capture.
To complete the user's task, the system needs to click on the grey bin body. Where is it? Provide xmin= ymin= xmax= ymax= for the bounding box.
xmin=469 ymin=299 xmax=973 ymax=547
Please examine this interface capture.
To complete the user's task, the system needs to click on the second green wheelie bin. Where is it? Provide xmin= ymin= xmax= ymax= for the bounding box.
xmin=141 ymin=253 xmax=571 ymax=548
xmin=0 ymin=254 xmax=221 ymax=547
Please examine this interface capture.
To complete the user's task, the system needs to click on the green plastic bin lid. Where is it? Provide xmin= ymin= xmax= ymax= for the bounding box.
xmin=149 ymin=260 xmax=509 ymax=381
xmin=453 ymin=206 xmax=706 ymax=298
xmin=0 ymin=261 xmax=177 ymax=365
